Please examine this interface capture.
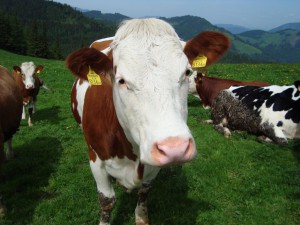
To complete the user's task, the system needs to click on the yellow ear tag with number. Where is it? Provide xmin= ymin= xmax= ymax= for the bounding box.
xmin=192 ymin=55 xmax=207 ymax=69
xmin=87 ymin=66 xmax=102 ymax=85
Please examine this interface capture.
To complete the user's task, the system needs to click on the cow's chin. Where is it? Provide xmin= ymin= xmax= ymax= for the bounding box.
xmin=140 ymin=137 xmax=197 ymax=167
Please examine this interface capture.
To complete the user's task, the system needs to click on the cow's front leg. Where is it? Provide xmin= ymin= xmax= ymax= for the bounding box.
xmin=0 ymin=195 xmax=5 ymax=218
xmin=28 ymin=101 xmax=34 ymax=126
xmin=135 ymin=183 xmax=151 ymax=225
xmin=89 ymin=152 xmax=115 ymax=225
xmin=22 ymin=105 xmax=26 ymax=119
xmin=32 ymin=101 xmax=36 ymax=114
xmin=5 ymin=138 xmax=14 ymax=160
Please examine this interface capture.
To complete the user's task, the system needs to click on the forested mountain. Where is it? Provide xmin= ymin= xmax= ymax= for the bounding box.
xmin=0 ymin=0 xmax=299 ymax=62
xmin=215 ymin=24 xmax=251 ymax=34
xmin=0 ymin=0 xmax=116 ymax=59
xmin=83 ymin=10 xmax=130 ymax=24
xmin=236 ymin=29 xmax=300 ymax=62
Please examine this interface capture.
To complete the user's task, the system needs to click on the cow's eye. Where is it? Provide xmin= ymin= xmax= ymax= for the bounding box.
xmin=185 ymin=69 xmax=193 ymax=76
xmin=118 ymin=78 xmax=125 ymax=85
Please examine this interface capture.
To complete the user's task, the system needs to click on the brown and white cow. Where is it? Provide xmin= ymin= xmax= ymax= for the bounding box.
xmin=66 ymin=18 xmax=230 ymax=225
xmin=193 ymin=72 xmax=270 ymax=109
xmin=0 ymin=65 xmax=23 ymax=217
xmin=13 ymin=62 xmax=44 ymax=126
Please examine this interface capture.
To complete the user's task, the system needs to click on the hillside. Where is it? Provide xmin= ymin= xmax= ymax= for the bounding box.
xmin=0 ymin=0 xmax=299 ymax=62
xmin=83 ymin=10 xmax=130 ymax=24
xmin=237 ymin=29 xmax=300 ymax=62
xmin=270 ymin=22 xmax=300 ymax=32
xmin=216 ymin=24 xmax=251 ymax=34
xmin=0 ymin=0 xmax=117 ymax=58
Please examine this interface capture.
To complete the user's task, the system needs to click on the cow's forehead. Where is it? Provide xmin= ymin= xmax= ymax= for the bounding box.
xmin=111 ymin=19 xmax=188 ymax=81
xmin=21 ymin=62 xmax=36 ymax=75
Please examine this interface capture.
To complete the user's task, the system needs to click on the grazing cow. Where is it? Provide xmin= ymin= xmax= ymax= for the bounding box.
xmin=67 ymin=18 xmax=230 ymax=225
xmin=193 ymin=72 xmax=269 ymax=109
xmin=0 ymin=65 xmax=23 ymax=217
xmin=211 ymin=81 xmax=300 ymax=145
xmin=13 ymin=62 xmax=44 ymax=126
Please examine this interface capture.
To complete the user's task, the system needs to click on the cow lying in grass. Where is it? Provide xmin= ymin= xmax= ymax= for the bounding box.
xmin=13 ymin=62 xmax=44 ymax=126
xmin=211 ymin=81 xmax=300 ymax=145
xmin=193 ymin=72 xmax=269 ymax=109
xmin=67 ymin=18 xmax=230 ymax=225
xmin=0 ymin=65 xmax=23 ymax=217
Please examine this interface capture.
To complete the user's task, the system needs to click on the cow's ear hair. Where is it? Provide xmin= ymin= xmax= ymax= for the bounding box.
xmin=35 ymin=65 xmax=44 ymax=74
xmin=184 ymin=31 xmax=230 ymax=67
xmin=13 ymin=66 xmax=21 ymax=74
xmin=66 ymin=47 xmax=113 ymax=80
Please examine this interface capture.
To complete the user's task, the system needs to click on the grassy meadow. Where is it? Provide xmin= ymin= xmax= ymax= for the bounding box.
xmin=0 ymin=49 xmax=299 ymax=225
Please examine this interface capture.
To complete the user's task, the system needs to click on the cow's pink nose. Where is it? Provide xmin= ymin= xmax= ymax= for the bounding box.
xmin=26 ymin=83 xmax=34 ymax=89
xmin=152 ymin=137 xmax=196 ymax=166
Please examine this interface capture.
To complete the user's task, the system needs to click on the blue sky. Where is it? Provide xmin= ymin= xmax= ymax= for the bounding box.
xmin=54 ymin=0 xmax=300 ymax=30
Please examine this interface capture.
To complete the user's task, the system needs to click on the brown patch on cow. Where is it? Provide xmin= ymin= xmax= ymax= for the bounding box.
xmin=88 ymin=147 xmax=97 ymax=162
xmin=81 ymin=75 xmax=135 ymax=161
xmin=0 ymin=65 xmax=23 ymax=170
xmin=137 ymin=162 xmax=144 ymax=180
xmin=184 ymin=31 xmax=230 ymax=67
xmin=195 ymin=73 xmax=270 ymax=108
xmin=70 ymin=80 xmax=81 ymax=125
xmin=66 ymin=47 xmax=113 ymax=81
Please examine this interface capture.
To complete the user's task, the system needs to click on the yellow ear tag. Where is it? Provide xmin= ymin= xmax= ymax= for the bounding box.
xmin=87 ymin=67 xmax=102 ymax=85
xmin=298 ymin=85 xmax=300 ymax=92
xmin=192 ymin=55 xmax=207 ymax=69
xmin=36 ymin=70 xmax=41 ymax=74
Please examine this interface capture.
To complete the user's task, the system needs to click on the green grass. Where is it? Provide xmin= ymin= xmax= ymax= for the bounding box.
xmin=0 ymin=49 xmax=299 ymax=225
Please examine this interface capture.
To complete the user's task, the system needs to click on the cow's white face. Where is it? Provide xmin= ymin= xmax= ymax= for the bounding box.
xmin=111 ymin=19 xmax=196 ymax=166
xmin=19 ymin=62 xmax=38 ymax=89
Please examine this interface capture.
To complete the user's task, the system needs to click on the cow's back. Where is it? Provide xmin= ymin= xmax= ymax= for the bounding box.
xmin=196 ymin=75 xmax=269 ymax=107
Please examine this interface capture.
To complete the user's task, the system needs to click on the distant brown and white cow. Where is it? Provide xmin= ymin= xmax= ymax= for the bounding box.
xmin=193 ymin=72 xmax=270 ymax=109
xmin=0 ymin=65 xmax=23 ymax=217
xmin=13 ymin=62 xmax=44 ymax=126
xmin=67 ymin=18 xmax=230 ymax=225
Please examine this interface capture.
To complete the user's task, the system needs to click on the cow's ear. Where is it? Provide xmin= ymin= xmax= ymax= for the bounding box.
xmin=35 ymin=65 xmax=44 ymax=74
xmin=13 ymin=66 xmax=22 ymax=74
xmin=66 ymin=47 xmax=113 ymax=81
xmin=184 ymin=31 xmax=230 ymax=68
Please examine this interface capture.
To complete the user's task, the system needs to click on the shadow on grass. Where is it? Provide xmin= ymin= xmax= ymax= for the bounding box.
xmin=188 ymin=96 xmax=202 ymax=108
xmin=33 ymin=105 xmax=61 ymax=124
xmin=0 ymin=136 xmax=62 ymax=225
xmin=111 ymin=166 xmax=212 ymax=225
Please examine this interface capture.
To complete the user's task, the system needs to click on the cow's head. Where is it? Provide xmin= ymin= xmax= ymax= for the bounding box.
xmin=67 ymin=18 xmax=230 ymax=167
xmin=13 ymin=62 xmax=44 ymax=89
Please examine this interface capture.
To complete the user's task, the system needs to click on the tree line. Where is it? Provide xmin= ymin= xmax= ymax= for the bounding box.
xmin=0 ymin=0 xmax=116 ymax=60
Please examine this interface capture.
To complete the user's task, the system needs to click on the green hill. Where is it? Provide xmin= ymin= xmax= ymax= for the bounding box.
xmin=237 ymin=29 xmax=300 ymax=62
xmin=0 ymin=0 xmax=299 ymax=63
xmin=0 ymin=0 xmax=117 ymax=59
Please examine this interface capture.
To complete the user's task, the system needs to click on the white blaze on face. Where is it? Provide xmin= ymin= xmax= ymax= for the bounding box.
xmin=111 ymin=18 xmax=196 ymax=166
xmin=20 ymin=62 xmax=36 ymax=89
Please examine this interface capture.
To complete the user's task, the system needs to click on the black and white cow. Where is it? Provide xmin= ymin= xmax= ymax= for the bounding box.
xmin=211 ymin=81 xmax=300 ymax=145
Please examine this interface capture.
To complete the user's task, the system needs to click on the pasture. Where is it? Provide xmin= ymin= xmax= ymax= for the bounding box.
xmin=0 ymin=49 xmax=299 ymax=225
